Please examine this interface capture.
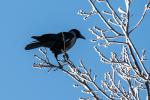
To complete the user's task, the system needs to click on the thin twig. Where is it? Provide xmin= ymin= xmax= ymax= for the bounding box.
xmin=88 ymin=0 xmax=122 ymax=36
xmin=129 ymin=0 xmax=150 ymax=34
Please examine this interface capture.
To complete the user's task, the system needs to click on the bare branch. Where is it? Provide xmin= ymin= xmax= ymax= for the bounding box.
xmin=88 ymin=0 xmax=122 ymax=36
xmin=129 ymin=0 xmax=150 ymax=34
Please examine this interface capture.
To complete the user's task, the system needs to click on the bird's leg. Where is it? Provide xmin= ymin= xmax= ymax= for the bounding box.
xmin=63 ymin=52 xmax=69 ymax=60
xmin=54 ymin=54 xmax=63 ymax=69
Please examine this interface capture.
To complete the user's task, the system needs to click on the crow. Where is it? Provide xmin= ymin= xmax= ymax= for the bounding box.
xmin=25 ymin=29 xmax=85 ymax=62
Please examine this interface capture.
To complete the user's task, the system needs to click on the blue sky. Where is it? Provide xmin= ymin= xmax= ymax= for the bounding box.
xmin=0 ymin=0 xmax=149 ymax=100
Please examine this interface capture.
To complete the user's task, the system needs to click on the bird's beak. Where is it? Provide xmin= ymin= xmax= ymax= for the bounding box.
xmin=80 ymin=34 xmax=86 ymax=39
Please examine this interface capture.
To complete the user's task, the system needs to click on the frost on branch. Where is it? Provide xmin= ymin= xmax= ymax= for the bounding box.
xmin=78 ymin=0 xmax=150 ymax=99
xmin=32 ymin=47 xmax=109 ymax=100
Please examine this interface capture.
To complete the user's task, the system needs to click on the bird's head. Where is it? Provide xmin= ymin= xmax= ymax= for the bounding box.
xmin=69 ymin=29 xmax=85 ymax=39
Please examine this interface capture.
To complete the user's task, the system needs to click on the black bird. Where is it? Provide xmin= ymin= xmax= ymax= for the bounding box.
xmin=25 ymin=29 xmax=85 ymax=61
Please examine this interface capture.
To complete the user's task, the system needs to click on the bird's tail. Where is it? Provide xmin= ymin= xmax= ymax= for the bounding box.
xmin=25 ymin=42 xmax=42 ymax=50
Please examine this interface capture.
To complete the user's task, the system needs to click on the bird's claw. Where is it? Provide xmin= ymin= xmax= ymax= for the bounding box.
xmin=63 ymin=53 xmax=69 ymax=60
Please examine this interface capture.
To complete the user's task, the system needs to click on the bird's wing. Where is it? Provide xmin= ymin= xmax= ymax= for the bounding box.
xmin=50 ymin=32 xmax=75 ymax=51
xmin=56 ymin=32 xmax=75 ymax=44
xmin=32 ymin=34 xmax=57 ymax=42
xmin=58 ymin=32 xmax=74 ymax=40
xmin=31 ymin=32 xmax=75 ymax=51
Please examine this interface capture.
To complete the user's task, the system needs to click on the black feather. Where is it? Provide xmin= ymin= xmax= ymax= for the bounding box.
xmin=25 ymin=42 xmax=42 ymax=50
